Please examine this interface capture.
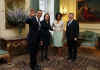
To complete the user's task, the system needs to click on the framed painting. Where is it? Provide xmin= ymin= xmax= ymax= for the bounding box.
xmin=77 ymin=0 xmax=100 ymax=22
xmin=5 ymin=0 xmax=25 ymax=29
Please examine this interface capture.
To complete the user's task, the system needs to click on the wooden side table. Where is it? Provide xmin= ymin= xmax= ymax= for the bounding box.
xmin=5 ymin=38 xmax=28 ymax=56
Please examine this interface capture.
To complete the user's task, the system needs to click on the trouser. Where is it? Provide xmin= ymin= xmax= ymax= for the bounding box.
xmin=28 ymin=44 xmax=39 ymax=69
xmin=68 ymin=46 xmax=77 ymax=59
xmin=67 ymin=40 xmax=78 ymax=59
xmin=27 ymin=32 xmax=40 ymax=69
xmin=41 ymin=45 xmax=48 ymax=59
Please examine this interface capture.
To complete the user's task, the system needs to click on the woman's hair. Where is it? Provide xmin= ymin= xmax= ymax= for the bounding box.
xmin=55 ymin=12 xmax=62 ymax=20
xmin=44 ymin=13 xmax=50 ymax=23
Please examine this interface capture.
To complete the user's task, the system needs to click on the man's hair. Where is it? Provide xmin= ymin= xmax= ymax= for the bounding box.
xmin=69 ymin=12 xmax=74 ymax=16
xmin=37 ymin=10 xmax=42 ymax=12
xmin=30 ymin=8 xmax=35 ymax=12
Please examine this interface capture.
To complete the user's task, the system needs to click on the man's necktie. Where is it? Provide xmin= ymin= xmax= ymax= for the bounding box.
xmin=68 ymin=21 xmax=71 ymax=26
xmin=38 ymin=19 xmax=41 ymax=30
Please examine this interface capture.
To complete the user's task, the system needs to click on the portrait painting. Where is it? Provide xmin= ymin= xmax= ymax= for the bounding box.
xmin=78 ymin=0 xmax=100 ymax=22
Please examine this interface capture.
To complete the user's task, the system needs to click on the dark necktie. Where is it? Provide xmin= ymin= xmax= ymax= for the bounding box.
xmin=68 ymin=21 xmax=71 ymax=27
xmin=38 ymin=19 xmax=41 ymax=30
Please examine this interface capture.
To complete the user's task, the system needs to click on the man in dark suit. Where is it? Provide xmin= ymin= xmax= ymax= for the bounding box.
xmin=35 ymin=10 xmax=43 ymax=46
xmin=25 ymin=9 xmax=41 ymax=70
xmin=36 ymin=10 xmax=43 ymax=31
xmin=66 ymin=13 xmax=79 ymax=62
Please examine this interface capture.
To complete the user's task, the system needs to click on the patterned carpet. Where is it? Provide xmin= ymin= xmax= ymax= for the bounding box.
xmin=0 ymin=54 xmax=100 ymax=70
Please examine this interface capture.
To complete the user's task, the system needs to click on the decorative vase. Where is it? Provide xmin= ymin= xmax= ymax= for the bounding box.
xmin=18 ymin=27 xmax=23 ymax=38
xmin=18 ymin=23 xmax=24 ymax=38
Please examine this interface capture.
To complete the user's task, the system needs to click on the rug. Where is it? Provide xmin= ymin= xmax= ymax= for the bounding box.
xmin=0 ymin=55 xmax=100 ymax=70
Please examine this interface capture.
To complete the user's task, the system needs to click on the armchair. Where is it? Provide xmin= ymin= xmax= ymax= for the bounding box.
xmin=0 ymin=38 xmax=10 ymax=64
xmin=79 ymin=31 xmax=97 ymax=47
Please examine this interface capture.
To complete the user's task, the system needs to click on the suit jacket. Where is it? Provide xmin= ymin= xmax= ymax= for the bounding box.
xmin=25 ymin=16 xmax=39 ymax=45
xmin=66 ymin=20 xmax=79 ymax=41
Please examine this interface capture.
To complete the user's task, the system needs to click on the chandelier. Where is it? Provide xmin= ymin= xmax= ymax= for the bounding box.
xmin=60 ymin=0 xmax=67 ymax=15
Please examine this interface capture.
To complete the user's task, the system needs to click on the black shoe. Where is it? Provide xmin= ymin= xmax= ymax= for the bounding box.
xmin=35 ymin=64 xmax=41 ymax=70
xmin=31 ymin=66 xmax=35 ymax=70
xmin=32 ymin=68 xmax=41 ymax=70
xmin=32 ymin=68 xmax=35 ymax=70
xmin=45 ymin=57 xmax=50 ymax=61
xmin=41 ymin=58 xmax=44 ymax=62
xmin=67 ymin=57 xmax=72 ymax=60
xmin=71 ymin=58 xmax=76 ymax=62
xmin=30 ymin=64 xmax=35 ymax=70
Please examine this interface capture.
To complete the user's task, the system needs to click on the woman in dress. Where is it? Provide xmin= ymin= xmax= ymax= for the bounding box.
xmin=40 ymin=13 xmax=52 ymax=61
xmin=52 ymin=12 xmax=64 ymax=57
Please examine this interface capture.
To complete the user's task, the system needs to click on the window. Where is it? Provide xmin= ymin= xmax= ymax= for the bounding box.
xmin=39 ymin=0 xmax=48 ymax=12
xmin=39 ymin=0 xmax=54 ymax=24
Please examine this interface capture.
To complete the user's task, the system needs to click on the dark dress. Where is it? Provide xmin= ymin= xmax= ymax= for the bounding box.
xmin=40 ymin=20 xmax=52 ymax=60
xmin=40 ymin=20 xmax=52 ymax=46
xmin=25 ymin=16 xmax=39 ymax=69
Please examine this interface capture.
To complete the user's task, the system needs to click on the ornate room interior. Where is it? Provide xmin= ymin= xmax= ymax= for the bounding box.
xmin=0 ymin=0 xmax=100 ymax=70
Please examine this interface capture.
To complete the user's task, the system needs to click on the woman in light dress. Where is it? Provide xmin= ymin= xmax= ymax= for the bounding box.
xmin=52 ymin=13 xmax=64 ymax=57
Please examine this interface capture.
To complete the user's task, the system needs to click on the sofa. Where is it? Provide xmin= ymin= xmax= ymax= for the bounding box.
xmin=79 ymin=31 xmax=97 ymax=47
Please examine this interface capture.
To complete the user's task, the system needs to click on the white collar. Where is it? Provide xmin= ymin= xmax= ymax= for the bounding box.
xmin=36 ymin=16 xmax=39 ymax=22
xmin=68 ymin=19 xmax=73 ymax=23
